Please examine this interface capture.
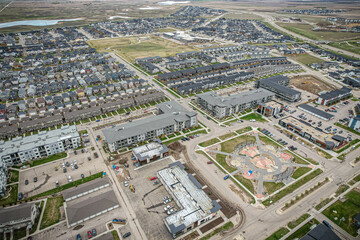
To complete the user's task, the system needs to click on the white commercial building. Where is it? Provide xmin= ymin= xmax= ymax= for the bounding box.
xmin=157 ymin=162 xmax=221 ymax=238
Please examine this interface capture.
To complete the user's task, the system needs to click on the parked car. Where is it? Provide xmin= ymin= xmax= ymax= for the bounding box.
xmin=68 ymin=176 xmax=72 ymax=183
xmin=74 ymin=164 xmax=78 ymax=169
xmin=18 ymin=192 xmax=23 ymax=200
xmin=153 ymin=180 xmax=159 ymax=185
xmin=123 ymin=232 xmax=131 ymax=238
xmin=94 ymin=152 xmax=99 ymax=158
xmin=74 ymin=150 xmax=77 ymax=155
xmin=76 ymin=234 xmax=82 ymax=240
xmin=124 ymin=181 xmax=129 ymax=187
xmin=66 ymin=162 xmax=70 ymax=167
xmin=92 ymin=229 xmax=97 ymax=237
xmin=63 ymin=168 xmax=67 ymax=173
xmin=87 ymin=231 xmax=92 ymax=239
xmin=150 ymin=177 xmax=157 ymax=181
xmin=25 ymin=180 xmax=29 ymax=185
xmin=56 ymin=181 xmax=59 ymax=187
xmin=224 ymin=175 xmax=230 ymax=180
xmin=81 ymin=174 xmax=85 ymax=179
xmin=207 ymin=161 xmax=213 ymax=164
xmin=34 ymin=177 xmax=37 ymax=182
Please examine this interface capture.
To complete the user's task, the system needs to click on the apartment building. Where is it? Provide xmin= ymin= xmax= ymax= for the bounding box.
xmin=0 ymin=125 xmax=81 ymax=166
xmin=316 ymin=87 xmax=352 ymax=106
xmin=0 ymin=203 xmax=39 ymax=234
xmin=255 ymin=75 xmax=301 ymax=102
xmin=257 ymin=101 xmax=283 ymax=117
xmin=0 ymin=160 xmax=7 ymax=197
xmin=102 ymin=101 xmax=197 ymax=151
xmin=157 ymin=162 xmax=221 ymax=238
xmin=196 ymin=89 xmax=275 ymax=118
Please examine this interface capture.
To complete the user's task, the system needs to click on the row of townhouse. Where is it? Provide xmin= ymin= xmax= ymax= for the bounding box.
xmin=316 ymin=87 xmax=352 ymax=106
xmin=0 ymin=90 xmax=166 ymax=138
xmin=196 ymin=88 xmax=275 ymax=118
xmin=173 ymin=71 xmax=254 ymax=95
xmin=102 ymin=101 xmax=197 ymax=151
xmin=255 ymin=75 xmax=301 ymax=102
xmin=166 ymin=59 xmax=202 ymax=70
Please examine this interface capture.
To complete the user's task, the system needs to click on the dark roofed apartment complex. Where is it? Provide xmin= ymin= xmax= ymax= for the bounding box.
xmin=255 ymin=75 xmax=301 ymax=102
xmin=316 ymin=86 xmax=352 ymax=106
xmin=102 ymin=101 xmax=197 ymax=151
xmin=196 ymin=89 xmax=275 ymax=118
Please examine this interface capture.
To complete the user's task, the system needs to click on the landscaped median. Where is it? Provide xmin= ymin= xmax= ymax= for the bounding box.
xmin=262 ymin=169 xmax=323 ymax=206
xmin=265 ymin=227 xmax=290 ymax=240
xmin=29 ymin=172 xmax=104 ymax=200
xmin=200 ymin=221 xmax=234 ymax=240
xmin=14 ymin=152 xmax=68 ymax=168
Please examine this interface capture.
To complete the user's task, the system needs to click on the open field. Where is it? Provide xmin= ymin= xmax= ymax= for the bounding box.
xmin=290 ymin=75 xmax=336 ymax=95
xmin=40 ymin=196 xmax=64 ymax=230
xmin=288 ymin=53 xmax=324 ymax=65
xmin=276 ymin=13 xmax=326 ymax=24
xmin=0 ymin=0 xmax=178 ymax=33
xmin=328 ymin=40 xmax=360 ymax=55
xmin=224 ymin=12 xmax=263 ymax=20
xmin=88 ymin=35 xmax=195 ymax=62
xmin=323 ymin=190 xmax=360 ymax=237
xmin=277 ymin=22 xmax=360 ymax=41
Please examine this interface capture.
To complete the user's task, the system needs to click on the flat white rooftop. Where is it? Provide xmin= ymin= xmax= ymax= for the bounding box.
xmin=158 ymin=162 xmax=219 ymax=234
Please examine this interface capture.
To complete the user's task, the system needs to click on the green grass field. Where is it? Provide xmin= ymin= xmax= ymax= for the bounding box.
xmin=266 ymin=227 xmax=290 ymax=240
xmin=292 ymin=167 xmax=311 ymax=179
xmin=240 ymin=113 xmax=267 ymax=122
xmin=328 ymin=40 xmax=360 ymax=55
xmin=88 ymin=36 xmax=195 ymax=62
xmin=287 ymin=213 xmax=311 ymax=229
xmin=289 ymin=53 xmax=324 ymax=65
xmin=263 ymin=182 xmax=285 ymax=194
xmin=323 ymin=190 xmax=360 ymax=236
xmin=277 ymin=22 xmax=360 ymax=41
xmin=220 ymin=135 xmax=256 ymax=153
xmin=199 ymin=138 xmax=220 ymax=147
xmin=40 ymin=196 xmax=64 ymax=230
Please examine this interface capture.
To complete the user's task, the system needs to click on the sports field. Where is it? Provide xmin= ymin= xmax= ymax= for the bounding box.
xmin=88 ymin=36 xmax=195 ymax=62
xmin=277 ymin=22 xmax=360 ymax=41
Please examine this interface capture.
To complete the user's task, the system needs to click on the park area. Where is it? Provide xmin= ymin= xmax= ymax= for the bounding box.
xmin=277 ymin=22 xmax=360 ymax=41
xmin=202 ymin=130 xmax=313 ymax=200
xmin=88 ymin=36 xmax=195 ymax=62
xmin=322 ymin=190 xmax=360 ymax=237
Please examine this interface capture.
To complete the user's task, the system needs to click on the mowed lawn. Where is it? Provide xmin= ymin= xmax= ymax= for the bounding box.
xmin=87 ymin=36 xmax=195 ymax=62
xmin=323 ymin=190 xmax=360 ymax=236
xmin=289 ymin=53 xmax=324 ymax=65
xmin=277 ymin=22 xmax=360 ymax=41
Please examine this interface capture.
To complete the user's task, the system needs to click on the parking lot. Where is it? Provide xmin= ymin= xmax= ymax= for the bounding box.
xmin=18 ymin=148 xmax=108 ymax=197
xmin=121 ymin=157 xmax=175 ymax=240
xmin=32 ymin=200 xmax=125 ymax=240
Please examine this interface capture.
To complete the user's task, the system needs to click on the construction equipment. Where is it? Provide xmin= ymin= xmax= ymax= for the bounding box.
xmin=129 ymin=185 xmax=135 ymax=193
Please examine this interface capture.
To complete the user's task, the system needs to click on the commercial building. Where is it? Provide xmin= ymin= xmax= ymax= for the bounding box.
xmin=103 ymin=101 xmax=197 ymax=151
xmin=255 ymin=75 xmax=301 ymax=102
xmin=300 ymin=223 xmax=341 ymax=240
xmin=257 ymin=101 xmax=283 ymax=117
xmin=196 ymin=89 xmax=275 ymax=118
xmin=279 ymin=116 xmax=347 ymax=150
xmin=316 ymin=87 xmax=352 ymax=106
xmin=132 ymin=140 xmax=169 ymax=165
xmin=298 ymin=104 xmax=334 ymax=121
xmin=157 ymin=162 xmax=221 ymax=238
xmin=0 ymin=125 xmax=81 ymax=166
xmin=0 ymin=203 xmax=39 ymax=234
xmin=65 ymin=189 xmax=119 ymax=227
xmin=348 ymin=116 xmax=360 ymax=132
xmin=63 ymin=177 xmax=110 ymax=202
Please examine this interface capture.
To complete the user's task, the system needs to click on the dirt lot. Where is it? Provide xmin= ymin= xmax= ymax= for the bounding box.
xmin=290 ymin=75 xmax=337 ymax=95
